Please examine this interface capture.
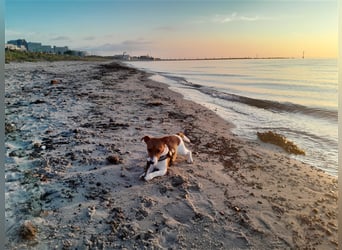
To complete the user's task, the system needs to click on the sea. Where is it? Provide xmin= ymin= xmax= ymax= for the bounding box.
xmin=127 ymin=59 xmax=338 ymax=176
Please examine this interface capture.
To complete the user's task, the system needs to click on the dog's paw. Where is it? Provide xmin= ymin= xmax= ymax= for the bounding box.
xmin=187 ymin=157 xmax=194 ymax=164
xmin=139 ymin=172 xmax=146 ymax=180
xmin=144 ymin=174 xmax=153 ymax=181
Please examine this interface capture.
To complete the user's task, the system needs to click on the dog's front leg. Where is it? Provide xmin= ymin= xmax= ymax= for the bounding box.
xmin=140 ymin=161 xmax=154 ymax=179
xmin=144 ymin=168 xmax=167 ymax=181
xmin=144 ymin=162 xmax=167 ymax=181
xmin=145 ymin=162 xmax=155 ymax=175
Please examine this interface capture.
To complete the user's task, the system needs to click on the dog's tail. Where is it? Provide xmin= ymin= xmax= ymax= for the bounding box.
xmin=177 ymin=132 xmax=191 ymax=143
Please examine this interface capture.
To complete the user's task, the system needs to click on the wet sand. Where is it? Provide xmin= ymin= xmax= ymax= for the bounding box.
xmin=5 ymin=61 xmax=338 ymax=249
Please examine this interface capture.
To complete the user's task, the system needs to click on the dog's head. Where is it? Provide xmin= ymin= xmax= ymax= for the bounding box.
xmin=142 ymin=136 xmax=168 ymax=165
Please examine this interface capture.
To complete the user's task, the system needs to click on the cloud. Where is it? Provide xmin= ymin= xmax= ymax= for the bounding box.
xmin=5 ymin=29 xmax=36 ymax=40
xmin=212 ymin=12 xmax=271 ymax=23
xmin=83 ymin=36 xmax=96 ymax=41
xmin=77 ymin=38 xmax=153 ymax=55
xmin=121 ymin=38 xmax=152 ymax=47
xmin=155 ymin=26 xmax=176 ymax=31
xmin=5 ymin=29 xmax=23 ymax=37
xmin=50 ymin=36 xmax=71 ymax=41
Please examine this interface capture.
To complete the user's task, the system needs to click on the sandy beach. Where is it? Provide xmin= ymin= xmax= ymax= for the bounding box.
xmin=5 ymin=61 xmax=338 ymax=249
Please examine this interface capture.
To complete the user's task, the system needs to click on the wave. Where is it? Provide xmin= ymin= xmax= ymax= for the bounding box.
xmin=163 ymin=74 xmax=338 ymax=122
xmin=202 ymin=87 xmax=337 ymax=121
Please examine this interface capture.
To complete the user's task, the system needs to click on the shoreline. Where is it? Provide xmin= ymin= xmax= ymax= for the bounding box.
xmin=5 ymin=60 xmax=338 ymax=249
xmin=127 ymin=59 xmax=338 ymax=177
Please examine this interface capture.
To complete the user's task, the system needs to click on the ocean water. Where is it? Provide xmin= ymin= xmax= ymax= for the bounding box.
xmin=127 ymin=59 xmax=338 ymax=176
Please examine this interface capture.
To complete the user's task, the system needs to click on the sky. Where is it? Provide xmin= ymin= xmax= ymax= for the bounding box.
xmin=5 ymin=0 xmax=338 ymax=59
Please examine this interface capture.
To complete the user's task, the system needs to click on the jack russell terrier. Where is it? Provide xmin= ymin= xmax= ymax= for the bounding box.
xmin=140 ymin=133 xmax=193 ymax=181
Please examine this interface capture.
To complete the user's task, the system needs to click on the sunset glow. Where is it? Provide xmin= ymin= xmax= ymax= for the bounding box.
xmin=5 ymin=0 xmax=338 ymax=59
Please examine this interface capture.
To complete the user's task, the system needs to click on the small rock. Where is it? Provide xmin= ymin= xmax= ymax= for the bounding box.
xmin=106 ymin=155 xmax=123 ymax=164
xmin=50 ymin=79 xmax=62 ymax=84
xmin=233 ymin=206 xmax=240 ymax=212
xmin=9 ymin=149 xmax=26 ymax=158
xmin=171 ymin=175 xmax=186 ymax=187
xmin=5 ymin=123 xmax=16 ymax=133
xmin=33 ymin=142 xmax=41 ymax=148
xmin=147 ymin=101 xmax=163 ymax=107
xmin=88 ymin=205 xmax=96 ymax=219
xmin=312 ymin=208 xmax=319 ymax=214
xmin=31 ymin=99 xmax=45 ymax=104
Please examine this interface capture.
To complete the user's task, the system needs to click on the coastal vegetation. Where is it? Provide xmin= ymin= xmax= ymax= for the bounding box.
xmin=5 ymin=50 xmax=111 ymax=63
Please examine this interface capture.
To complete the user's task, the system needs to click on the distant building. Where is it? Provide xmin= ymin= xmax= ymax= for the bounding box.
xmin=41 ymin=45 xmax=54 ymax=53
xmin=54 ymin=46 xmax=69 ymax=55
xmin=27 ymin=42 xmax=43 ymax=52
xmin=138 ymin=55 xmax=154 ymax=61
xmin=7 ymin=39 xmax=28 ymax=50
xmin=66 ymin=50 xmax=87 ymax=57
xmin=114 ymin=52 xmax=160 ymax=61
xmin=6 ymin=38 xmax=85 ymax=56
xmin=75 ymin=51 xmax=87 ymax=57
xmin=5 ymin=43 xmax=26 ymax=51
xmin=113 ymin=53 xmax=131 ymax=60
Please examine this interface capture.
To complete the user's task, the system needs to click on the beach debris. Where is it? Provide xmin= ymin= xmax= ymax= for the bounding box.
xmin=19 ymin=221 xmax=37 ymax=240
xmin=233 ymin=206 xmax=241 ymax=212
xmin=50 ymin=79 xmax=62 ymax=84
xmin=5 ymin=123 xmax=16 ymax=134
xmin=9 ymin=149 xmax=26 ymax=158
xmin=33 ymin=141 xmax=47 ymax=151
xmin=33 ymin=141 xmax=42 ymax=149
xmin=106 ymin=155 xmax=123 ymax=164
xmin=171 ymin=175 xmax=186 ymax=187
xmin=31 ymin=99 xmax=46 ymax=104
xmin=146 ymin=101 xmax=163 ymax=107
xmin=257 ymin=131 xmax=305 ymax=155
xmin=87 ymin=205 xmax=96 ymax=219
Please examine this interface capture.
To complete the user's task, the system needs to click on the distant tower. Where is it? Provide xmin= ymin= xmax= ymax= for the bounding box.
xmin=302 ymin=51 xmax=305 ymax=59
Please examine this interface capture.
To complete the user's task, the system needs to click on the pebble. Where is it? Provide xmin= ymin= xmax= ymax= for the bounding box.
xmin=233 ymin=206 xmax=241 ymax=212
xmin=171 ymin=175 xmax=186 ymax=187
xmin=106 ymin=155 xmax=123 ymax=164
xmin=5 ymin=123 xmax=16 ymax=133
xmin=88 ymin=205 xmax=96 ymax=219
xmin=51 ymin=79 xmax=62 ymax=84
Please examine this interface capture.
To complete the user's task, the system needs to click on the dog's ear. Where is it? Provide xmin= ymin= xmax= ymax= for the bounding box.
xmin=141 ymin=136 xmax=150 ymax=143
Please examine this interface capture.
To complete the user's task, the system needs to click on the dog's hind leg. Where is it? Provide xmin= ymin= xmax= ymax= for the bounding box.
xmin=177 ymin=142 xmax=193 ymax=163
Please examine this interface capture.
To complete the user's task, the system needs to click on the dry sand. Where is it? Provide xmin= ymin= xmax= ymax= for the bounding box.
xmin=5 ymin=61 xmax=338 ymax=249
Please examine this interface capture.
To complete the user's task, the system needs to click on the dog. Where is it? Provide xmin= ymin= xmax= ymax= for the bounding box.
xmin=140 ymin=132 xmax=193 ymax=181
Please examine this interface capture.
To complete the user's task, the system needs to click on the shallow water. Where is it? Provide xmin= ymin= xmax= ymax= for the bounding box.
xmin=128 ymin=59 xmax=338 ymax=176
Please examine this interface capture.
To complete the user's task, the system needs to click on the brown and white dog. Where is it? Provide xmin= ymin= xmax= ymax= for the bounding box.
xmin=140 ymin=133 xmax=193 ymax=181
